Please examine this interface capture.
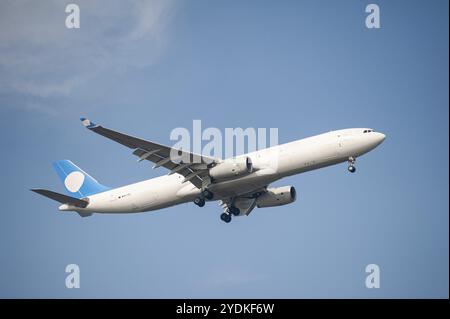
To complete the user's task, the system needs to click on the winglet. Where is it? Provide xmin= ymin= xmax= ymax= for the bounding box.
xmin=80 ymin=117 xmax=97 ymax=129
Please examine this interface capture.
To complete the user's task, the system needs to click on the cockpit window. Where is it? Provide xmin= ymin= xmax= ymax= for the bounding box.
xmin=363 ymin=129 xmax=374 ymax=133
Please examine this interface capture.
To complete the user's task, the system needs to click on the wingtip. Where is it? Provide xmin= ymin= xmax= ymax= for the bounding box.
xmin=80 ymin=117 xmax=97 ymax=128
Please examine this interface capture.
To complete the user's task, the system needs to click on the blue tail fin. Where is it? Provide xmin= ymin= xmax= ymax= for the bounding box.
xmin=52 ymin=160 xmax=110 ymax=199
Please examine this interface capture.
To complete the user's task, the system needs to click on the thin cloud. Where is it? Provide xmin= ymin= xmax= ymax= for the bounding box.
xmin=0 ymin=0 xmax=176 ymax=99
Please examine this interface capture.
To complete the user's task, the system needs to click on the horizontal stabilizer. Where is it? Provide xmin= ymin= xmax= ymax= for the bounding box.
xmin=31 ymin=189 xmax=89 ymax=208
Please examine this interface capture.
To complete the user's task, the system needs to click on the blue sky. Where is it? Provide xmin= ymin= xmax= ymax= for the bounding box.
xmin=0 ymin=0 xmax=448 ymax=298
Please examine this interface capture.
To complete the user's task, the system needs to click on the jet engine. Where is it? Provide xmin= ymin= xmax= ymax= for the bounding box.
xmin=210 ymin=157 xmax=253 ymax=180
xmin=256 ymin=186 xmax=297 ymax=208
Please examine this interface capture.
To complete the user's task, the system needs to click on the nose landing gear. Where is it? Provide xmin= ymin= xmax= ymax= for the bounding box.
xmin=348 ymin=156 xmax=356 ymax=173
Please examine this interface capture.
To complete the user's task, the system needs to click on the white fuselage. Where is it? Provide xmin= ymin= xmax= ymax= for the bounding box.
xmin=59 ymin=128 xmax=385 ymax=214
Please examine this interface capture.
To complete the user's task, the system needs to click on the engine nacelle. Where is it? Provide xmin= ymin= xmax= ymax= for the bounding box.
xmin=210 ymin=157 xmax=253 ymax=180
xmin=256 ymin=186 xmax=297 ymax=208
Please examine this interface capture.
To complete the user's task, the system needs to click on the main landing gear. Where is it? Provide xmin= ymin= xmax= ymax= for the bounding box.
xmin=193 ymin=189 xmax=240 ymax=223
xmin=193 ymin=189 xmax=214 ymax=207
xmin=220 ymin=212 xmax=232 ymax=223
xmin=194 ymin=197 xmax=205 ymax=207
xmin=219 ymin=206 xmax=240 ymax=224
xmin=202 ymin=189 xmax=214 ymax=200
xmin=348 ymin=156 xmax=356 ymax=173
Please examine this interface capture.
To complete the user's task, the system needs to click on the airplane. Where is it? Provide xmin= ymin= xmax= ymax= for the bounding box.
xmin=32 ymin=118 xmax=386 ymax=223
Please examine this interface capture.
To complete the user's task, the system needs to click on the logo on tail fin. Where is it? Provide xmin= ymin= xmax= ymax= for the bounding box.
xmin=53 ymin=160 xmax=110 ymax=199
xmin=64 ymin=171 xmax=85 ymax=192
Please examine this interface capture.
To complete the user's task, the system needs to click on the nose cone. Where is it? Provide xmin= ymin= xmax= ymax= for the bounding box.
xmin=377 ymin=132 xmax=386 ymax=144
xmin=371 ymin=132 xmax=386 ymax=148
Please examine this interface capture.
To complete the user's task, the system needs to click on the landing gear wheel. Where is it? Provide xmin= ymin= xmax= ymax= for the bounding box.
xmin=194 ymin=197 xmax=205 ymax=207
xmin=347 ymin=156 xmax=356 ymax=173
xmin=229 ymin=206 xmax=241 ymax=216
xmin=220 ymin=213 xmax=232 ymax=223
xmin=202 ymin=189 xmax=214 ymax=200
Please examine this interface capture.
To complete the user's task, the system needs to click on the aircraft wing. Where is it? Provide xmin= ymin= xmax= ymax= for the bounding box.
xmin=80 ymin=118 xmax=217 ymax=189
